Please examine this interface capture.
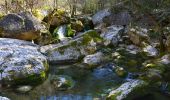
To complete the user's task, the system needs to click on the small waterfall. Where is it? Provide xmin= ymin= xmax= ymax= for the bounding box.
xmin=57 ymin=25 xmax=67 ymax=40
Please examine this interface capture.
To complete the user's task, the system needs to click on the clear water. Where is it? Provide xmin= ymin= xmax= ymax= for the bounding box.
xmin=1 ymin=63 xmax=123 ymax=100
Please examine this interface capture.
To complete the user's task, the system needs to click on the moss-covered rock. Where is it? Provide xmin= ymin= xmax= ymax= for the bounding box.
xmin=71 ymin=20 xmax=84 ymax=32
xmin=66 ymin=24 xmax=76 ymax=37
xmin=115 ymin=67 xmax=128 ymax=78
xmin=0 ymin=38 xmax=49 ymax=86
xmin=41 ymin=30 xmax=102 ymax=64
xmin=43 ymin=9 xmax=70 ymax=30
xmin=35 ymin=29 xmax=53 ymax=45
xmin=32 ymin=9 xmax=45 ymax=21
xmin=107 ymin=80 xmax=149 ymax=100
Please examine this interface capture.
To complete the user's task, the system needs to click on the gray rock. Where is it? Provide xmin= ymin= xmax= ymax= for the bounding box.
xmin=126 ymin=45 xmax=140 ymax=55
xmin=92 ymin=9 xmax=131 ymax=26
xmin=0 ymin=96 xmax=10 ymax=100
xmin=103 ymin=11 xmax=131 ymax=26
xmin=41 ymin=30 xmax=101 ymax=64
xmin=0 ymin=38 xmax=48 ymax=85
xmin=0 ymin=12 xmax=45 ymax=40
xmin=143 ymin=45 xmax=158 ymax=57
xmin=160 ymin=54 xmax=170 ymax=64
xmin=128 ymin=27 xmax=149 ymax=46
xmin=107 ymin=80 xmax=148 ymax=100
xmin=92 ymin=8 xmax=111 ymax=26
xmin=100 ymin=25 xmax=124 ymax=46
xmin=83 ymin=52 xmax=104 ymax=66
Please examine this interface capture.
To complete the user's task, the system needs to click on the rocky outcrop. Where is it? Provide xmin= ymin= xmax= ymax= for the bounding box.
xmin=0 ymin=38 xmax=48 ymax=85
xmin=107 ymin=80 xmax=148 ymax=100
xmin=41 ymin=30 xmax=102 ymax=64
xmin=0 ymin=12 xmax=45 ymax=41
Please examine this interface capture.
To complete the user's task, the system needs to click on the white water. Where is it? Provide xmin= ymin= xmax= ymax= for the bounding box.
xmin=58 ymin=25 xmax=67 ymax=40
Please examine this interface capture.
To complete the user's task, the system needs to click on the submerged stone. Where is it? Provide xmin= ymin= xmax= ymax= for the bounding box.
xmin=16 ymin=85 xmax=32 ymax=93
xmin=49 ymin=75 xmax=75 ymax=91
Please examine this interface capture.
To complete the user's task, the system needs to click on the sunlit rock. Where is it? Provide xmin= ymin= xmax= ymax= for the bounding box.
xmin=0 ymin=38 xmax=48 ymax=86
xmin=143 ymin=45 xmax=158 ymax=57
xmin=0 ymin=12 xmax=45 ymax=41
xmin=83 ymin=52 xmax=104 ymax=67
xmin=107 ymin=80 xmax=148 ymax=100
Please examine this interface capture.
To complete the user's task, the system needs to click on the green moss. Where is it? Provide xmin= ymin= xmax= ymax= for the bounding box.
xmin=12 ymin=72 xmax=46 ymax=86
xmin=107 ymin=91 xmax=122 ymax=100
xmin=10 ymin=61 xmax=49 ymax=86
xmin=32 ymin=9 xmax=44 ymax=21
xmin=81 ymin=30 xmax=102 ymax=45
xmin=49 ymin=27 xmax=60 ymax=43
xmin=66 ymin=24 xmax=75 ymax=37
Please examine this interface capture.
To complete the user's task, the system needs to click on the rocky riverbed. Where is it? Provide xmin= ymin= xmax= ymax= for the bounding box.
xmin=0 ymin=8 xmax=170 ymax=100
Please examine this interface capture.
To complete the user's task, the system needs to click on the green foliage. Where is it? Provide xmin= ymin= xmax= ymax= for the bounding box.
xmin=66 ymin=24 xmax=75 ymax=37
xmin=52 ymin=27 xmax=60 ymax=42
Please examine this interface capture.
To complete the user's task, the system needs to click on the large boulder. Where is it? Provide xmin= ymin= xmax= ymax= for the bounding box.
xmin=92 ymin=8 xmax=131 ymax=27
xmin=41 ymin=30 xmax=102 ymax=64
xmin=0 ymin=12 xmax=45 ymax=40
xmin=103 ymin=11 xmax=131 ymax=26
xmin=0 ymin=38 xmax=48 ymax=86
xmin=107 ymin=80 xmax=149 ymax=100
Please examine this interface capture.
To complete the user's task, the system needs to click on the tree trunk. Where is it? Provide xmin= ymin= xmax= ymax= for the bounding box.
xmin=5 ymin=0 xmax=8 ymax=14
xmin=71 ymin=0 xmax=77 ymax=17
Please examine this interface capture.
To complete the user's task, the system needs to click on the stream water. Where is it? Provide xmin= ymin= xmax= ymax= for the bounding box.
xmin=1 ymin=51 xmax=170 ymax=100
xmin=1 ymin=63 xmax=123 ymax=100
